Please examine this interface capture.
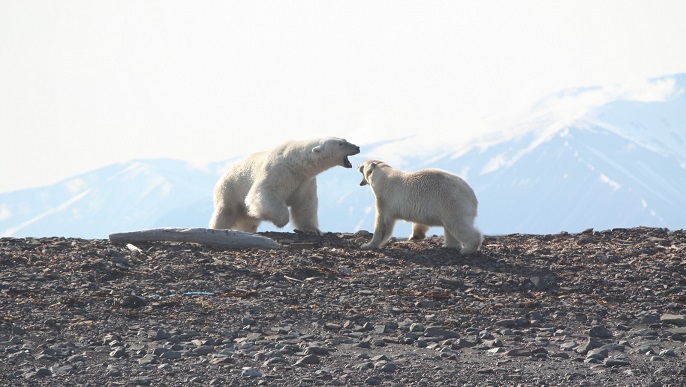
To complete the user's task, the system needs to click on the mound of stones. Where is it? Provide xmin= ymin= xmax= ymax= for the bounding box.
xmin=1 ymin=226 xmax=685 ymax=385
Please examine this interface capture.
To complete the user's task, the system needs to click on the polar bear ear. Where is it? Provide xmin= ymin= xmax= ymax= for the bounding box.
xmin=312 ymin=145 xmax=323 ymax=153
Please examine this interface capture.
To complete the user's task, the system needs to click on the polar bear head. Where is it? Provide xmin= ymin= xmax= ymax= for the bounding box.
xmin=312 ymin=138 xmax=361 ymax=169
xmin=358 ymin=159 xmax=389 ymax=186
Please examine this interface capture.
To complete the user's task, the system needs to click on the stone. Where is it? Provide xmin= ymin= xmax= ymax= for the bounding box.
xmin=495 ymin=318 xmax=528 ymax=328
xmin=506 ymin=348 xmax=532 ymax=357
xmin=451 ymin=338 xmax=477 ymax=349
xmin=478 ymin=330 xmax=494 ymax=340
xmin=150 ymin=329 xmax=171 ymax=341
xmin=138 ymin=355 xmax=158 ymax=365
xmin=160 ymin=351 xmax=182 ymax=360
xmin=416 ymin=300 xmax=439 ymax=308
xmin=304 ymin=346 xmax=329 ymax=356
xmin=604 ymin=358 xmax=630 ymax=367
xmin=529 ymin=276 xmax=550 ymax=290
xmin=109 ymin=348 xmax=128 ymax=358
xmin=50 ymin=365 xmax=74 ymax=376
xmin=209 ymin=357 xmax=234 ymax=365
xmin=589 ymin=325 xmax=613 ymax=338
xmin=190 ymin=345 xmax=214 ymax=356
xmin=424 ymin=326 xmax=460 ymax=338
xmin=660 ymin=314 xmax=686 ymax=326
xmin=409 ymin=323 xmax=425 ymax=333
xmin=241 ymin=367 xmax=262 ymax=378
xmin=659 ymin=349 xmax=676 ymax=357
xmin=296 ymin=354 xmax=320 ymax=365
xmin=575 ymin=338 xmax=603 ymax=354
xmin=375 ymin=361 xmax=397 ymax=373
xmin=560 ymin=341 xmax=578 ymax=351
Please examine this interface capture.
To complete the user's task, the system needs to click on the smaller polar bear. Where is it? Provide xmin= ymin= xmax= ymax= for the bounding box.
xmin=210 ymin=138 xmax=360 ymax=235
xmin=358 ymin=160 xmax=482 ymax=254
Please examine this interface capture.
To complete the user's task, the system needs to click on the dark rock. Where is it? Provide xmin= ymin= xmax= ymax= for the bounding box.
xmin=304 ymin=346 xmax=330 ymax=356
xmin=506 ymin=348 xmax=532 ymax=357
xmin=296 ymin=354 xmax=321 ymax=365
xmin=604 ymin=358 xmax=630 ymax=367
xmin=424 ymin=326 xmax=460 ymax=338
xmin=589 ymin=325 xmax=613 ymax=338
xmin=529 ymin=276 xmax=550 ymax=290
xmin=660 ymin=314 xmax=686 ymax=326
xmin=575 ymin=338 xmax=603 ymax=354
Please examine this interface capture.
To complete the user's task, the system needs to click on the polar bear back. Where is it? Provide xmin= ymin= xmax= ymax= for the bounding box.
xmin=379 ymin=168 xmax=477 ymax=226
xmin=214 ymin=143 xmax=314 ymax=207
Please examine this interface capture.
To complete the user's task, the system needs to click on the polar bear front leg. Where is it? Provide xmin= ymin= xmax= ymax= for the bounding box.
xmin=361 ymin=212 xmax=396 ymax=249
xmin=288 ymin=180 xmax=321 ymax=235
xmin=246 ymin=186 xmax=290 ymax=228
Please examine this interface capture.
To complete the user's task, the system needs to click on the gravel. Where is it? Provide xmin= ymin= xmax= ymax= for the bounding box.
xmin=1 ymin=226 xmax=685 ymax=386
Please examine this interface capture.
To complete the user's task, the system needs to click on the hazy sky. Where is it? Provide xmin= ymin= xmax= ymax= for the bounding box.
xmin=1 ymin=0 xmax=685 ymax=192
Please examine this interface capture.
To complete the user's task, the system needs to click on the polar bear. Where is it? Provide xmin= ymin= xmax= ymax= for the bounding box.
xmin=358 ymin=160 xmax=482 ymax=254
xmin=209 ymin=138 xmax=360 ymax=235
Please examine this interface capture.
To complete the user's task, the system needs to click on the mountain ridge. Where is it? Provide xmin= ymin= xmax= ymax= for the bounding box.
xmin=2 ymin=74 xmax=685 ymax=238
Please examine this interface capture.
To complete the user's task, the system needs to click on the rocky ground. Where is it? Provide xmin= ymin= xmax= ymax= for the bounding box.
xmin=1 ymin=226 xmax=685 ymax=386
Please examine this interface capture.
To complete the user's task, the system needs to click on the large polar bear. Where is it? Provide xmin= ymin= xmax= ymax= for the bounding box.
xmin=210 ymin=138 xmax=360 ymax=235
xmin=358 ymin=160 xmax=482 ymax=254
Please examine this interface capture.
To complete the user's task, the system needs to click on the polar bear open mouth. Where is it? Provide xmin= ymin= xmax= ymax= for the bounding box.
xmin=343 ymin=148 xmax=360 ymax=168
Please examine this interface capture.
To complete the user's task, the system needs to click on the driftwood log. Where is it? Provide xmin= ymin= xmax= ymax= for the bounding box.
xmin=109 ymin=227 xmax=281 ymax=250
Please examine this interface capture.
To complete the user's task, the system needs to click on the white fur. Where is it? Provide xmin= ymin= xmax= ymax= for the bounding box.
xmin=210 ymin=138 xmax=360 ymax=234
xmin=358 ymin=160 xmax=482 ymax=254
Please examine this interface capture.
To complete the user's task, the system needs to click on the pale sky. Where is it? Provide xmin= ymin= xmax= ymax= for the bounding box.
xmin=1 ymin=0 xmax=685 ymax=192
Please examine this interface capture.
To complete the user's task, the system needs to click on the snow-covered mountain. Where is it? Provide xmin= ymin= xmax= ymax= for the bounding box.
xmin=2 ymin=74 xmax=685 ymax=238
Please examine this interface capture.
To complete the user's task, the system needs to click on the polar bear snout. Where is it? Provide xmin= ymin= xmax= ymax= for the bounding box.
xmin=357 ymin=160 xmax=384 ymax=186
xmin=342 ymin=143 xmax=361 ymax=168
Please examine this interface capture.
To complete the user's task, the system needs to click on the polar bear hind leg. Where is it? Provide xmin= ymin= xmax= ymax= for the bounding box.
xmin=209 ymin=205 xmax=235 ymax=230
xmin=409 ymin=223 xmax=430 ymax=240
xmin=233 ymin=213 xmax=261 ymax=233
xmin=444 ymin=218 xmax=482 ymax=254
xmin=209 ymin=204 xmax=261 ymax=233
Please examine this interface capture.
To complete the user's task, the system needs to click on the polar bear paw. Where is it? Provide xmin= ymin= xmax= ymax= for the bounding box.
xmin=294 ymin=227 xmax=322 ymax=236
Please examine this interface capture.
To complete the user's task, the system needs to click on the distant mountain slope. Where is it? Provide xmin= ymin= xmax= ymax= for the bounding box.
xmin=1 ymin=74 xmax=684 ymax=238
xmin=0 ymin=160 xmax=222 ymax=238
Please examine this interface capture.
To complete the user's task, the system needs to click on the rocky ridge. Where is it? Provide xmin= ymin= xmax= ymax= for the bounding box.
xmin=1 ymin=227 xmax=685 ymax=386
